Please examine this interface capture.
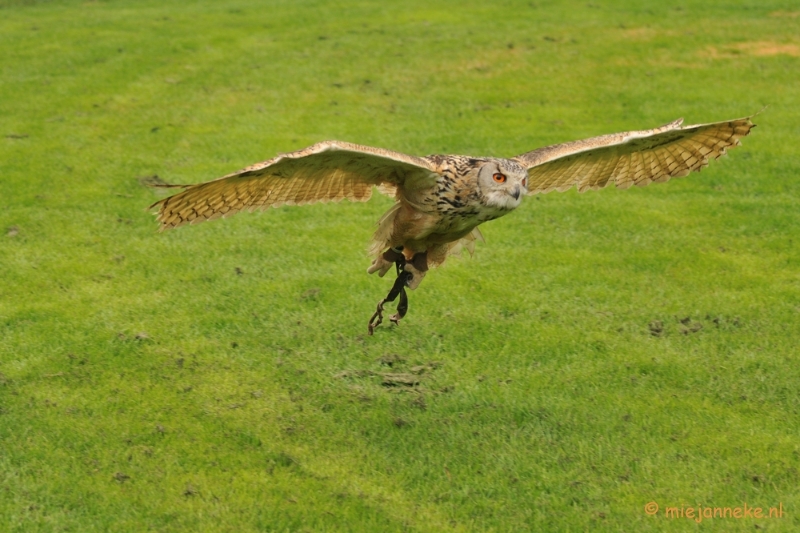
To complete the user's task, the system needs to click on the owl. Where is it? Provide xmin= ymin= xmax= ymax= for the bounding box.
xmin=151 ymin=115 xmax=755 ymax=333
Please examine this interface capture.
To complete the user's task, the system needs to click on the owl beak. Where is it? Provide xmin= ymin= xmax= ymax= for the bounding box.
xmin=510 ymin=186 xmax=521 ymax=200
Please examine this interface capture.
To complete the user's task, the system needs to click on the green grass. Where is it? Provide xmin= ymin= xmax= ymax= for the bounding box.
xmin=1 ymin=0 xmax=799 ymax=531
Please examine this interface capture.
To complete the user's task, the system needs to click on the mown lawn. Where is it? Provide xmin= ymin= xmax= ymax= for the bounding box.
xmin=1 ymin=0 xmax=799 ymax=531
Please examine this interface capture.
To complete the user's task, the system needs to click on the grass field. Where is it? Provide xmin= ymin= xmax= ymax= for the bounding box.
xmin=1 ymin=0 xmax=799 ymax=531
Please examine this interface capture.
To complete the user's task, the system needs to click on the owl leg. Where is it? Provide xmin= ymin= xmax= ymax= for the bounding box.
xmin=367 ymin=247 xmax=404 ymax=277
xmin=403 ymin=251 xmax=428 ymax=290
xmin=368 ymin=258 xmax=412 ymax=335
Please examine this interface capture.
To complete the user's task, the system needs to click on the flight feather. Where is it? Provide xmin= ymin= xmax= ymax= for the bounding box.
xmin=513 ymin=117 xmax=755 ymax=194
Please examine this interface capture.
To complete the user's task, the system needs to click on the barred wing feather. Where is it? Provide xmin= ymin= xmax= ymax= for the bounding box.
xmin=514 ymin=117 xmax=755 ymax=194
xmin=151 ymin=141 xmax=436 ymax=230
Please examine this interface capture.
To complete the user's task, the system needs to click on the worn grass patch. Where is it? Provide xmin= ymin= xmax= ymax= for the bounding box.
xmin=1 ymin=0 xmax=799 ymax=531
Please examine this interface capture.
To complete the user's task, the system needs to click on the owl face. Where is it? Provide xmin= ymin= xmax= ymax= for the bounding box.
xmin=476 ymin=160 xmax=529 ymax=210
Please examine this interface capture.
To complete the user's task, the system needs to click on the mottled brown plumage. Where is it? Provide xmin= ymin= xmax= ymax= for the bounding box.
xmin=150 ymin=115 xmax=755 ymax=331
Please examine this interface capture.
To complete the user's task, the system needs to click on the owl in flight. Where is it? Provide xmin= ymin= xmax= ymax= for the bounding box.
xmin=151 ymin=115 xmax=754 ymax=334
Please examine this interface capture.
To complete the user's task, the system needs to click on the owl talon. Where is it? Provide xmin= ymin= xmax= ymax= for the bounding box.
xmin=403 ymin=266 xmax=426 ymax=290
xmin=403 ymin=252 xmax=428 ymax=290
xmin=367 ymin=248 xmax=405 ymax=277
xmin=367 ymin=257 xmax=393 ymax=277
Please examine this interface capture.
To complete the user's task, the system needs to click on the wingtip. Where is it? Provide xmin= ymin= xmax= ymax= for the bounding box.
xmin=666 ymin=117 xmax=684 ymax=129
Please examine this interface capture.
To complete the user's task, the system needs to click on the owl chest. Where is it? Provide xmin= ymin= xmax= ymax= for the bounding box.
xmin=402 ymin=170 xmax=507 ymax=237
xmin=428 ymin=180 xmax=503 ymax=233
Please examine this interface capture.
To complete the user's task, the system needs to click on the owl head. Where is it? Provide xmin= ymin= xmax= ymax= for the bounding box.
xmin=476 ymin=159 xmax=529 ymax=210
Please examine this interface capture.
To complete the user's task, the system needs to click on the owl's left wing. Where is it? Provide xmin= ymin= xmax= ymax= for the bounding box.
xmin=512 ymin=116 xmax=755 ymax=194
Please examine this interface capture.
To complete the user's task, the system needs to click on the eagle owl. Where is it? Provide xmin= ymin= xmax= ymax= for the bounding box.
xmin=151 ymin=115 xmax=755 ymax=333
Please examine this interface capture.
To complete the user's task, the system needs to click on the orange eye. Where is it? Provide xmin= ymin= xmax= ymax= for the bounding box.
xmin=492 ymin=173 xmax=507 ymax=183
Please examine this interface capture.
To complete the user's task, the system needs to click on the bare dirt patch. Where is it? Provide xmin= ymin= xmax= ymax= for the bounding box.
xmin=381 ymin=373 xmax=420 ymax=387
xmin=618 ymin=27 xmax=677 ymax=41
xmin=648 ymin=320 xmax=664 ymax=337
xmin=768 ymin=11 xmax=800 ymax=18
xmin=704 ymin=41 xmax=800 ymax=58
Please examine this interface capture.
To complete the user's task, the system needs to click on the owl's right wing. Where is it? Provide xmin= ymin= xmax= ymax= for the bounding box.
xmin=150 ymin=141 xmax=438 ymax=230
xmin=513 ymin=116 xmax=755 ymax=194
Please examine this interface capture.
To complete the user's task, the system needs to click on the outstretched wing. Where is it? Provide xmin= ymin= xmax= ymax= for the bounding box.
xmin=513 ymin=116 xmax=755 ymax=194
xmin=151 ymin=141 xmax=437 ymax=230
